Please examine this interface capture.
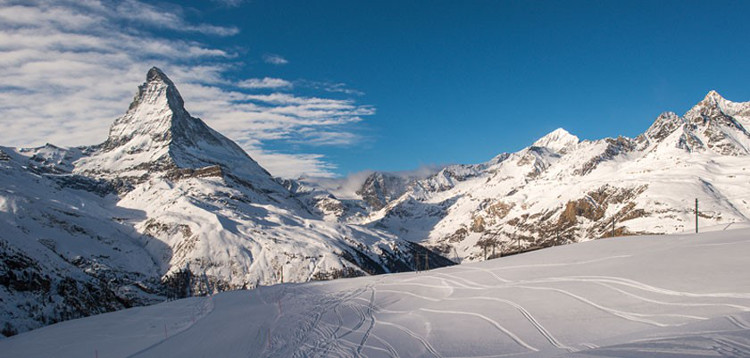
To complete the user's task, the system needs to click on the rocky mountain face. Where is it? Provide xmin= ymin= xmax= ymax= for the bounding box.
xmin=304 ymin=91 xmax=750 ymax=262
xmin=5 ymin=69 xmax=749 ymax=337
xmin=0 ymin=68 xmax=451 ymax=336
xmin=356 ymin=172 xmax=410 ymax=210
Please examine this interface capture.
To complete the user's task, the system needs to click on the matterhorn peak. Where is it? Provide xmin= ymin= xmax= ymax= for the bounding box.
xmin=532 ymin=128 xmax=579 ymax=152
xmin=76 ymin=67 xmax=275 ymax=185
xmin=146 ymin=66 xmax=171 ymax=84
xmin=125 ymin=66 xmax=186 ymax=116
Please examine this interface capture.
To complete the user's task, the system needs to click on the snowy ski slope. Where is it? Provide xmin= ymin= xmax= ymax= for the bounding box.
xmin=3 ymin=226 xmax=750 ymax=357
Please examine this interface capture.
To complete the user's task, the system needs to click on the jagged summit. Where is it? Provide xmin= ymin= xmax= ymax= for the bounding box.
xmin=75 ymin=68 xmax=274 ymax=186
xmin=107 ymin=67 xmax=189 ymax=151
xmin=701 ymin=90 xmax=725 ymax=105
xmin=134 ymin=66 xmax=186 ymax=113
xmin=532 ymin=128 xmax=579 ymax=152
xmin=633 ymin=90 xmax=750 ymax=155
xmin=686 ymin=90 xmax=730 ymax=118
xmin=146 ymin=66 xmax=171 ymax=83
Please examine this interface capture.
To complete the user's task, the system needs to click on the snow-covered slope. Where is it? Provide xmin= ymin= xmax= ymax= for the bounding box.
xmin=0 ymin=68 xmax=451 ymax=336
xmin=336 ymin=91 xmax=750 ymax=261
xmin=4 ymin=227 xmax=750 ymax=357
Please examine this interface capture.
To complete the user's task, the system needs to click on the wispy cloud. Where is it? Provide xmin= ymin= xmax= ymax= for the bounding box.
xmin=210 ymin=0 xmax=245 ymax=8
xmin=0 ymin=0 xmax=372 ymax=178
xmin=297 ymin=80 xmax=365 ymax=96
xmin=263 ymin=53 xmax=289 ymax=65
xmin=237 ymin=77 xmax=292 ymax=89
xmin=113 ymin=0 xmax=240 ymax=36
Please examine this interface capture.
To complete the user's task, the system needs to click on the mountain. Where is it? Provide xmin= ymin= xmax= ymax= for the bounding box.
xmin=303 ymin=90 xmax=750 ymax=262
xmin=0 ymin=68 xmax=451 ymax=336
xmin=5 ymin=68 xmax=750 ymax=338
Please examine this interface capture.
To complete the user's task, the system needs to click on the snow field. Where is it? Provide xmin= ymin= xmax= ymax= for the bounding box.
xmin=4 ymin=227 xmax=750 ymax=357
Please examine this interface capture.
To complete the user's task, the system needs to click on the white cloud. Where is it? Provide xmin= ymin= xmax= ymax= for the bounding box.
xmin=113 ymin=0 xmax=240 ymax=36
xmin=0 ymin=0 xmax=372 ymax=178
xmin=296 ymin=79 xmax=365 ymax=96
xmin=210 ymin=0 xmax=245 ymax=8
xmin=237 ymin=77 xmax=292 ymax=89
xmin=263 ymin=53 xmax=289 ymax=65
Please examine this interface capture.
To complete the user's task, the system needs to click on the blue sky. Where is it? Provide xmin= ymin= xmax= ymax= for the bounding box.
xmin=2 ymin=1 xmax=750 ymax=178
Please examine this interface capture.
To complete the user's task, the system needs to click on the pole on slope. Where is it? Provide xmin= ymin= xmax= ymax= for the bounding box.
xmin=695 ymin=198 xmax=699 ymax=234
xmin=612 ymin=217 xmax=615 ymax=238
xmin=425 ymin=252 xmax=429 ymax=271
xmin=516 ymin=234 xmax=520 ymax=252
xmin=415 ymin=252 xmax=419 ymax=273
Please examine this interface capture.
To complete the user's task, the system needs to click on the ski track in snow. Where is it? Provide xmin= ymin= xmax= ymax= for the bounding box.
xmin=6 ymin=229 xmax=750 ymax=358
xmin=727 ymin=315 xmax=750 ymax=330
xmin=477 ymin=255 xmax=633 ymax=272
xmin=418 ymin=308 xmax=539 ymax=352
xmin=125 ymin=296 xmax=216 ymax=358
xmin=376 ymin=320 xmax=443 ymax=358
xmin=596 ymin=282 xmax=750 ymax=311
xmin=449 ymin=296 xmax=575 ymax=352
xmin=454 ymin=265 xmax=512 ymax=283
xmin=533 ymin=276 xmax=750 ymax=300
xmin=356 ymin=288 xmax=377 ymax=356
xmin=316 ymin=265 xmax=750 ymax=355
xmin=516 ymin=285 xmax=706 ymax=327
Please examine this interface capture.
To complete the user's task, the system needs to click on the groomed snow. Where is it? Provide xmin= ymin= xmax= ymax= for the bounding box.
xmin=3 ymin=227 xmax=750 ymax=357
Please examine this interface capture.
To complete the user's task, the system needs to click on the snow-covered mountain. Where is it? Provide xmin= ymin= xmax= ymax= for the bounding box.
xmin=307 ymin=90 xmax=750 ymax=262
xmin=4 ymin=67 xmax=750 ymax=338
xmin=0 ymin=68 xmax=451 ymax=336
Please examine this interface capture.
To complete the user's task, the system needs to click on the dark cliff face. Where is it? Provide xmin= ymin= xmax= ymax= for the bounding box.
xmin=356 ymin=172 xmax=409 ymax=210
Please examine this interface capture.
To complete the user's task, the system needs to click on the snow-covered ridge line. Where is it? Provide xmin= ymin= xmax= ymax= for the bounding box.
xmin=296 ymin=90 xmax=750 ymax=263
xmin=0 ymin=68 xmax=452 ymax=337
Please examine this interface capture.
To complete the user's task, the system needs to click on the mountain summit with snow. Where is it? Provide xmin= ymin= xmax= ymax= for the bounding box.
xmin=0 ymin=68 xmax=450 ymax=336
xmin=297 ymin=90 xmax=750 ymax=262
xmin=3 ymin=69 xmax=750 ymax=338
xmin=532 ymin=128 xmax=580 ymax=152
xmin=76 ymin=67 xmax=274 ymax=188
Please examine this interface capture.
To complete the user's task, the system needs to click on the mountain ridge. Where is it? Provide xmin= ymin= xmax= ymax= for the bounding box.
xmin=0 ymin=68 xmax=451 ymax=337
xmin=3 ymin=68 xmax=750 ymax=337
xmin=298 ymin=90 xmax=750 ymax=261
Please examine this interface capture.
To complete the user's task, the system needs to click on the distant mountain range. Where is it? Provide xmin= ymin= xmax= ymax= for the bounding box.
xmin=306 ymin=89 xmax=750 ymax=262
xmin=3 ymin=67 xmax=750 ymax=336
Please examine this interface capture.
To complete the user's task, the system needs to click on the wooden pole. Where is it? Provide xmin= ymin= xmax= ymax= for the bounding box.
xmin=612 ymin=217 xmax=615 ymax=238
xmin=517 ymin=235 xmax=520 ymax=252
xmin=695 ymin=198 xmax=699 ymax=233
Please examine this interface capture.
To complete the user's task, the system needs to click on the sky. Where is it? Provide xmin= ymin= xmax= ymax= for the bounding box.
xmin=1 ymin=0 xmax=750 ymax=178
